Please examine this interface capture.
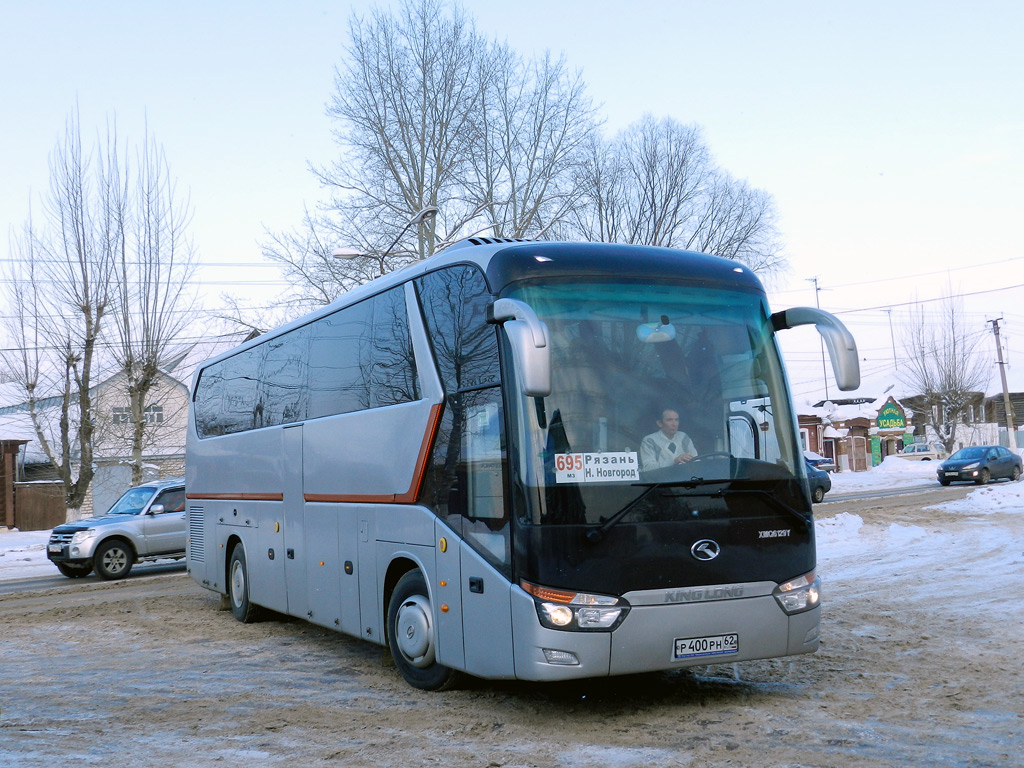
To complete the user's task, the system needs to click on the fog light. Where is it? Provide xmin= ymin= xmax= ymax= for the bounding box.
xmin=542 ymin=649 xmax=580 ymax=665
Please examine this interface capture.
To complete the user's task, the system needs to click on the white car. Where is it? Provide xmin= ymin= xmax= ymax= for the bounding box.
xmin=901 ymin=443 xmax=946 ymax=461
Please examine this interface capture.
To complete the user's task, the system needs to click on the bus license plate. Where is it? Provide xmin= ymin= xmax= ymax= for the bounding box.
xmin=674 ymin=633 xmax=739 ymax=660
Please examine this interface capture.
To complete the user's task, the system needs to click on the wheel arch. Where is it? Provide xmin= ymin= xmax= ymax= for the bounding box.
xmin=223 ymin=533 xmax=244 ymax=594
xmin=98 ymin=534 xmax=138 ymax=562
xmin=383 ymin=555 xmax=425 ymax=644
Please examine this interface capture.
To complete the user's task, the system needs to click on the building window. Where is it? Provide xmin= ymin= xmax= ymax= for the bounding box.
xmin=113 ymin=405 xmax=164 ymax=424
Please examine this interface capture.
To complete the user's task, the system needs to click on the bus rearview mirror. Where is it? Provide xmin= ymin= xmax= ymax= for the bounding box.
xmin=771 ymin=307 xmax=861 ymax=391
xmin=488 ymin=298 xmax=552 ymax=397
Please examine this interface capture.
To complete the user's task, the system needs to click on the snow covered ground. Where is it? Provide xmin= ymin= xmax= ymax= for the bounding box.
xmin=0 ymin=455 xmax=1020 ymax=583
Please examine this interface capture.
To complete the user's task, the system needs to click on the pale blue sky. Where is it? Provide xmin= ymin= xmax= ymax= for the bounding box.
xmin=2 ymin=0 xmax=1022 ymax=395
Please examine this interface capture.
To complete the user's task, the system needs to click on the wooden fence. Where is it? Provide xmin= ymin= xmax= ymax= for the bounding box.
xmin=13 ymin=482 xmax=66 ymax=531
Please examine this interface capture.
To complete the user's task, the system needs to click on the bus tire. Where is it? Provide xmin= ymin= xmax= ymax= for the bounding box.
xmin=387 ymin=570 xmax=458 ymax=691
xmin=228 ymin=545 xmax=262 ymax=623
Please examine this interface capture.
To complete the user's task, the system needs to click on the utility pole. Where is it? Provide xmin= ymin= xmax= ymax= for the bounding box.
xmin=988 ymin=318 xmax=1017 ymax=450
xmin=883 ymin=308 xmax=897 ymax=366
xmin=807 ymin=276 xmax=830 ymax=402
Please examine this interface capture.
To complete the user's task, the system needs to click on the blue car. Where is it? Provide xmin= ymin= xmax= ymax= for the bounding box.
xmin=805 ymin=459 xmax=832 ymax=503
xmin=937 ymin=445 xmax=1022 ymax=486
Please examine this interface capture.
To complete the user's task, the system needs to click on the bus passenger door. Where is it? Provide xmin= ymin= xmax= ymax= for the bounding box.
xmin=457 ymin=393 xmax=514 ymax=679
xmin=283 ymin=424 xmax=307 ymax=619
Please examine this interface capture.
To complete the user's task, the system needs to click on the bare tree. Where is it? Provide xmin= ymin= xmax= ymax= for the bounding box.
xmin=466 ymin=46 xmax=597 ymax=238
xmin=2 ymin=111 xmax=199 ymax=506
xmin=263 ymin=0 xmax=599 ymax=306
xmin=260 ymin=1 xmax=785 ymax=310
xmin=568 ymin=116 xmax=784 ymax=276
xmin=685 ymin=170 xmax=784 ymax=274
xmin=1 ymin=110 xmax=117 ymax=509
xmin=108 ymin=124 xmax=199 ymax=485
xmin=317 ymin=0 xmax=482 ymax=263
xmin=900 ymin=296 xmax=992 ymax=453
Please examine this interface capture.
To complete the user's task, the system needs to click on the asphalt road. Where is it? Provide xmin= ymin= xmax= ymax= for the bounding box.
xmin=0 ymin=559 xmax=186 ymax=596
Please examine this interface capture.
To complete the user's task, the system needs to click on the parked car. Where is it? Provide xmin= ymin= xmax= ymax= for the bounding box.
xmin=936 ymin=446 xmax=1022 ymax=486
xmin=805 ymin=459 xmax=832 ymax=503
xmin=46 ymin=478 xmax=186 ymax=580
xmin=803 ymin=450 xmax=836 ymax=472
xmin=901 ymin=442 xmax=947 ymax=461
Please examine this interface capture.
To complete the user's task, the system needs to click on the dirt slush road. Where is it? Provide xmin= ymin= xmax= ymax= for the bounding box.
xmin=1 ymin=486 xmax=1020 ymax=768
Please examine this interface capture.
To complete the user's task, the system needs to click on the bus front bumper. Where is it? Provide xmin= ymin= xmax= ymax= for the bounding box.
xmin=510 ymin=587 xmax=819 ymax=682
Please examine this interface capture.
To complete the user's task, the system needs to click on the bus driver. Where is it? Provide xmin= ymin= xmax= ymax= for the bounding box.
xmin=640 ymin=408 xmax=698 ymax=471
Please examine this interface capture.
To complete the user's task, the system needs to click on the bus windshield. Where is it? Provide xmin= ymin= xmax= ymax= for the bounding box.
xmin=504 ymin=279 xmax=807 ymax=535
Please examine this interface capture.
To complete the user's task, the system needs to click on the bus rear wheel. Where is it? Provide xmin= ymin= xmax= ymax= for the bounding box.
xmin=228 ymin=545 xmax=262 ymax=623
xmin=387 ymin=570 xmax=458 ymax=691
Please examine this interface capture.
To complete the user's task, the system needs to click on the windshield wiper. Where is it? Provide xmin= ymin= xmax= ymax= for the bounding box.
xmin=585 ymin=480 xmax=809 ymax=543
xmin=716 ymin=488 xmax=812 ymax=528
xmin=586 ymin=477 xmax=716 ymax=543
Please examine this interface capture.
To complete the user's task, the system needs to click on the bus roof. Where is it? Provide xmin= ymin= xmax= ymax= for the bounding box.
xmin=203 ymin=239 xmax=766 ymax=369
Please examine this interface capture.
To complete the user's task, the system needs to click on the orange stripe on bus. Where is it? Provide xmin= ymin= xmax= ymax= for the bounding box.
xmin=304 ymin=401 xmax=444 ymax=505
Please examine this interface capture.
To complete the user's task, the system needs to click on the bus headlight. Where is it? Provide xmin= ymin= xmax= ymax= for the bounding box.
xmin=522 ymin=580 xmax=629 ymax=631
xmin=773 ymin=571 xmax=820 ymax=614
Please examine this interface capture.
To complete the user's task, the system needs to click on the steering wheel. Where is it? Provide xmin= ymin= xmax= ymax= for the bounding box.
xmin=688 ymin=452 xmax=732 ymax=462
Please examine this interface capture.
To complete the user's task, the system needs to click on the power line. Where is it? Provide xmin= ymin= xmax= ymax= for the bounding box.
xmin=772 ymin=255 xmax=1024 ymax=295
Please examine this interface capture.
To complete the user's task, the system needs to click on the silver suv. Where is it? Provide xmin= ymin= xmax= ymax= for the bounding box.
xmin=46 ymin=478 xmax=186 ymax=580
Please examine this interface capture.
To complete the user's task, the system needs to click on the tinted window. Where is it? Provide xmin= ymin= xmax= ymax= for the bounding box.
xmin=261 ymin=326 xmax=310 ymax=426
xmin=153 ymin=488 xmax=186 ymax=513
xmin=415 ymin=266 xmax=499 ymax=393
xmin=194 ymin=345 xmax=263 ymax=437
xmin=195 ymin=284 xmax=420 ymax=438
xmin=371 ymin=286 xmax=419 ymax=407
xmin=307 ymin=298 xmax=373 ymax=418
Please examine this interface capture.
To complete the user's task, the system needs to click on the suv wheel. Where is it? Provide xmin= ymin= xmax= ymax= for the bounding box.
xmin=94 ymin=539 xmax=134 ymax=580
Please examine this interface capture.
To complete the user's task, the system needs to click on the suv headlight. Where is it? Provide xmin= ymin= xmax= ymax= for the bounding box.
xmin=773 ymin=570 xmax=820 ymax=614
xmin=521 ymin=580 xmax=629 ymax=631
xmin=70 ymin=529 xmax=99 ymax=547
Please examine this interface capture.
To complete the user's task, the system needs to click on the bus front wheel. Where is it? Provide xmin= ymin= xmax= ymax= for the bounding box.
xmin=228 ymin=545 xmax=262 ymax=623
xmin=387 ymin=570 xmax=458 ymax=691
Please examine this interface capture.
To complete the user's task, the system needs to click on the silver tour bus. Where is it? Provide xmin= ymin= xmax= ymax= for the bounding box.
xmin=186 ymin=239 xmax=859 ymax=690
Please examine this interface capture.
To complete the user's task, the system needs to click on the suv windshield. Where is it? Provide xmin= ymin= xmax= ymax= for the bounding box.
xmin=106 ymin=487 xmax=157 ymax=515
xmin=502 ymin=279 xmax=811 ymax=593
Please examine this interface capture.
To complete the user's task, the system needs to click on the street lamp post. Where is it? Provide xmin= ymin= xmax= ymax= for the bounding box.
xmin=332 ymin=205 xmax=439 ymax=277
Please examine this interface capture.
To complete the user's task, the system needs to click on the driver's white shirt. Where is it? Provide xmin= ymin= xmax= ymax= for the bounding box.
xmin=640 ymin=430 xmax=697 ymax=470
